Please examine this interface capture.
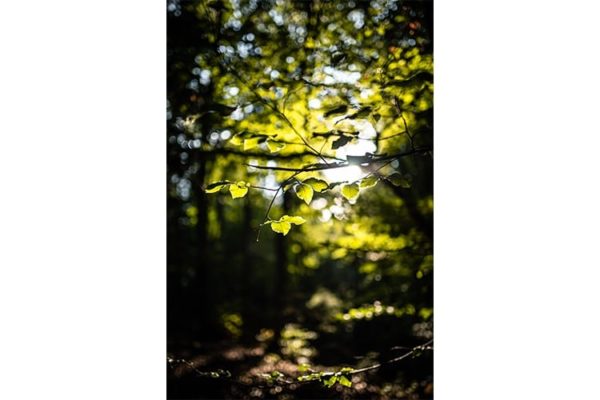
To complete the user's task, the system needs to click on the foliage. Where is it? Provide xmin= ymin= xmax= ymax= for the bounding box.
xmin=167 ymin=0 xmax=433 ymax=398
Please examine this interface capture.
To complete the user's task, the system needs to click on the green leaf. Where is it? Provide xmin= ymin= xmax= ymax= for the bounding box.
xmin=297 ymin=364 xmax=313 ymax=373
xmin=303 ymin=177 xmax=329 ymax=192
xmin=323 ymin=375 xmax=338 ymax=388
xmin=281 ymin=215 xmax=306 ymax=225
xmin=243 ymin=137 xmax=261 ymax=151
xmin=386 ymin=70 xmax=433 ymax=88
xmin=229 ymin=181 xmax=249 ymax=199
xmin=387 ymin=173 xmax=412 ymax=188
xmin=331 ymin=135 xmax=352 ymax=150
xmin=266 ymin=139 xmax=286 ymax=153
xmin=268 ymin=215 xmax=305 ymax=236
xmin=324 ymin=104 xmax=348 ymax=117
xmin=205 ymin=180 xmax=231 ymax=193
xmin=338 ymin=375 xmax=352 ymax=387
xmin=271 ymin=221 xmax=291 ymax=235
xmin=295 ymin=183 xmax=314 ymax=205
xmin=359 ymin=175 xmax=378 ymax=189
xmin=341 ymin=183 xmax=360 ymax=201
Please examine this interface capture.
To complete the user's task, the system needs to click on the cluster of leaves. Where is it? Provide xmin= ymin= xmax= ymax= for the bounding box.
xmin=205 ymin=170 xmax=415 ymax=236
xmin=296 ymin=365 xmax=354 ymax=388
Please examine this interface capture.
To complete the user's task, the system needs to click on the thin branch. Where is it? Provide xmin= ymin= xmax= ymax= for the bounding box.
xmin=350 ymin=339 xmax=433 ymax=375
xmin=192 ymin=148 xmax=345 ymax=162
xmin=256 ymin=171 xmax=300 ymax=242
xmin=246 ymin=147 xmax=431 ymax=173
xmin=170 ymin=339 xmax=433 ymax=389
xmin=226 ymin=67 xmax=329 ymax=164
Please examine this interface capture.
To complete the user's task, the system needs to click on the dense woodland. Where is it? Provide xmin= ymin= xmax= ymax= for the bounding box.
xmin=167 ymin=0 xmax=433 ymax=398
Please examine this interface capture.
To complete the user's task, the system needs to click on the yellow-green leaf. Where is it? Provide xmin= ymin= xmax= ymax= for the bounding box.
xmin=243 ymin=137 xmax=261 ymax=151
xmin=339 ymin=375 xmax=352 ymax=387
xmin=230 ymin=134 xmax=244 ymax=146
xmin=303 ymin=177 xmax=329 ymax=192
xmin=295 ymin=183 xmax=314 ymax=205
xmin=205 ymin=180 xmax=231 ymax=193
xmin=359 ymin=175 xmax=378 ymax=189
xmin=281 ymin=215 xmax=306 ymax=225
xmin=229 ymin=181 xmax=249 ymax=199
xmin=271 ymin=221 xmax=291 ymax=235
xmin=266 ymin=139 xmax=286 ymax=153
xmin=341 ymin=183 xmax=360 ymax=201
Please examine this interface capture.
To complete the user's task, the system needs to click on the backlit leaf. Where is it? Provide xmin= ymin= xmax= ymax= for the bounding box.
xmin=281 ymin=215 xmax=306 ymax=225
xmin=268 ymin=215 xmax=305 ymax=235
xmin=359 ymin=175 xmax=378 ymax=189
xmin=323 ymin=375 xmax=338 ymax=388
xmin=271 ymin=221 xmax=291 ymax=235
xmin=341 ymin=183 xmax=360 ymax=201
xmin=303 ymin=177 xmax=329 ymax=192
xmin=266 ymin=139 xmax=286 ymax=153
xmin=243 ymin=137 xmax=261 ymax=150
xmin=205 ymin=180 xmax=231 ymax=193
xmin=295 ymin=183 xmax=314 ymax=205
xmin=339 ymin=375 xmax=352 ymax=387
xmin=229 ymin=134 xmax=244 ymax=146
xmin=229 ymin=181 xmax=249 ymax=199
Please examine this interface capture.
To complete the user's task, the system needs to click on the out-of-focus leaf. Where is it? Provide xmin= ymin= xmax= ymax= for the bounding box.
xmin=386 ymin=70 xmax=433 ymax=88
xmin=387 ymin=173 xmax=412 ymax=188
xmin=266 ymin=139 xmax=286 ymax=153
xmin=331 ymin=135 xmax=352 ymax=150
xmin=243 ymin=137 xmax=262 ymax=150
xmin=324 ymin=105 xmax=348 ymax=117
xmin=341 ymin=106 xmax=372 ymax=121
xmin=207 ymin=0 xmax=227 ymax=11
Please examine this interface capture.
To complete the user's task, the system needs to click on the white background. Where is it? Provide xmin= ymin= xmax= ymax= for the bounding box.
xmin=1 ymin=0 xmax=599 ymax=398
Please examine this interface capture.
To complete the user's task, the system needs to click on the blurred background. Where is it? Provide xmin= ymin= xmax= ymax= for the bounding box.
xmin=167 ymin=0 xmax=433 ymax=398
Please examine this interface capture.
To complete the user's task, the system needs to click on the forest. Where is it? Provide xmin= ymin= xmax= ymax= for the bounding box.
xmin=167 ymin=0 xmax=433 ymax=398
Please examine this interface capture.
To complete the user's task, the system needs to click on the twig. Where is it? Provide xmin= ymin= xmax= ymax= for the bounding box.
xmin=246 ymin=147 xmax=431 ymax=173
xmin=256 ymin=171 xmax=300 ymax=242
xmin=350 ymin=339 xmax=433 ymax=375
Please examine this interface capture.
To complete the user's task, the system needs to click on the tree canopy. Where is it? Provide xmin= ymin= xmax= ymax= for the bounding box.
xmin=168 ymin=0 xmax=433 ymax=398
